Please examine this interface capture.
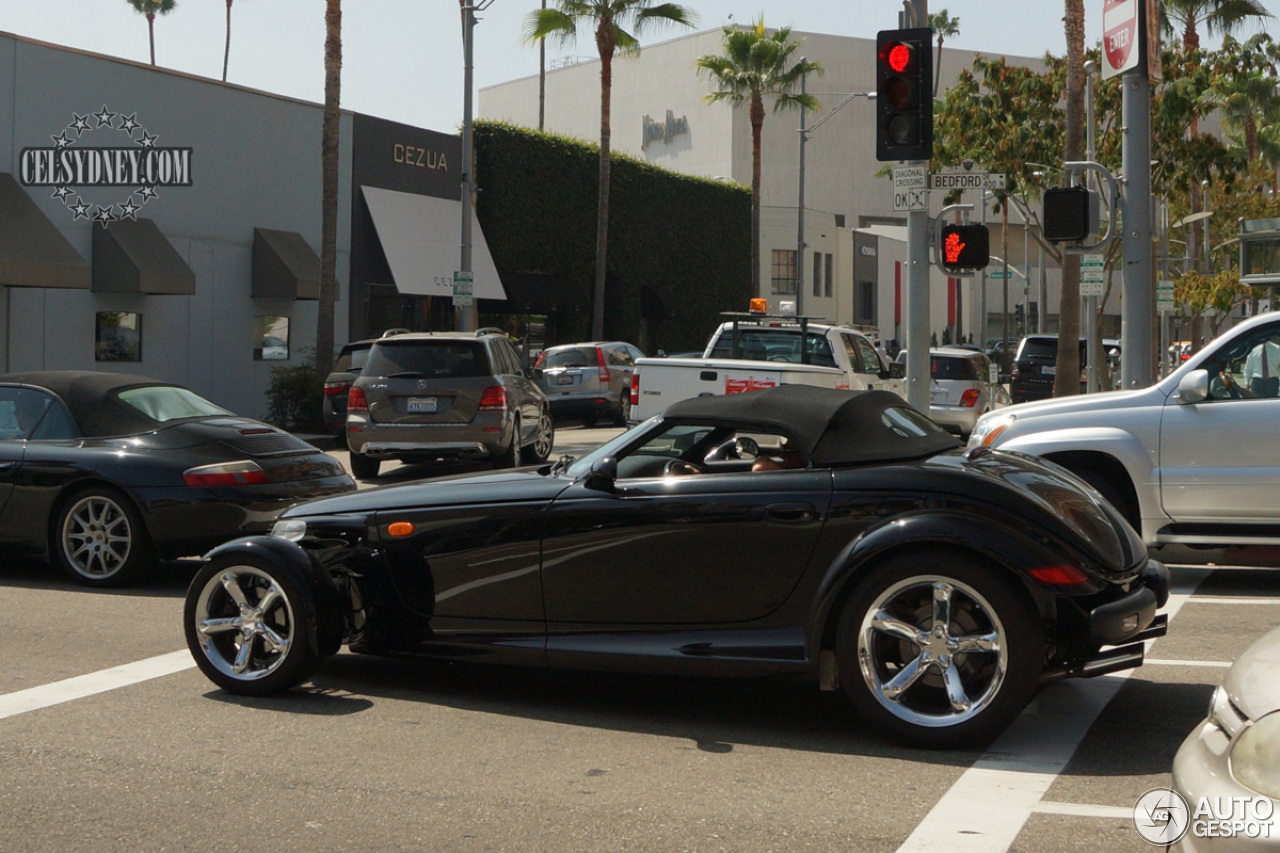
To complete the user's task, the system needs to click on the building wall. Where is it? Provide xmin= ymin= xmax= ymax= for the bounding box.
xmin=480 ymin=27 xmax=1051 ymax=344
xmin=0 ymin=34 xmax=352 ymax=420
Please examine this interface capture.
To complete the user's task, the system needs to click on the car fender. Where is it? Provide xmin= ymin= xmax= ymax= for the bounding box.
xmin=202 ymin=536 xmax=345 ymax=658
xmin=807 ymin=511 xmax=1063 ymax=663
xmin=994 ymin=425 xmax=1162 ymax=524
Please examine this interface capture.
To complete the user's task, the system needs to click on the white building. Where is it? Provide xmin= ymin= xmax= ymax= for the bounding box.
xmin=482 ymin=27 xmax=1119 ymax=346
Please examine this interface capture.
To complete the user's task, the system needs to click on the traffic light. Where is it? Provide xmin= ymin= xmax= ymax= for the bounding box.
xmin=876 ymin=28 xmax=933 ymax=162
xmin=1043 ymin=185 xmax=1094 ymax=243
xmin=938 ymin=223 xmax=990 ymax=271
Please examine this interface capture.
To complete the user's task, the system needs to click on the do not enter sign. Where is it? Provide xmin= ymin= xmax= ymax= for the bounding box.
xmin=1103 ymin=0 xmax=1139 ymax=79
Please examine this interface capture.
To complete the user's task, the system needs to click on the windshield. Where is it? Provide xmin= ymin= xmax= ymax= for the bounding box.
xmin=707 ymin=329 xmax=837 ymax=366
xmin=564 ymin=416 xmax=664 ymax=479
xmin=117 ymin=386 xmax=233 ymax=422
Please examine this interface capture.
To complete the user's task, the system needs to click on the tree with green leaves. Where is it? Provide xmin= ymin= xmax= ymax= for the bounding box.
xmin=524 ymin=0 xmax=697 ymax=341
xmin=315 ymin=0 xmax=341 ymax=381
xmin=696 ymin=20 xmax=820 ymax=296
xmin=927 ymin=9 xmax=960 ymax=97
xmin=126 ymin=0 xmax=177 ymax=66
xmin=1161 ymin=0 xmax=1272 ymax=51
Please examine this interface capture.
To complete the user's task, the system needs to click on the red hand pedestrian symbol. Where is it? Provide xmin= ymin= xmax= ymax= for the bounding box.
xmin=944 ymin=231 xmax=965 ymax=265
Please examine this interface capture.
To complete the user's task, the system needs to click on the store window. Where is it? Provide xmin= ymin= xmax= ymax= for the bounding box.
xmin=95 ymin=312 xmax=142 ymax=362
xmin=255 ymin=316 xmax=290 ymax=361
xmin=771 ymin=250 xmax=797 ymax=294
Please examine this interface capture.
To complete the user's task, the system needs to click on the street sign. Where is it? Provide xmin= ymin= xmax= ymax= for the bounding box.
xmin=892 ymin=165 xmax=928 ymax=212
xmin=452 ymin=271 xmax=474 ymax=307
xmin=1081 ymin=253 xmax=1106 ymax=296
xmin=929 ymin=172 xmax=1006 ymax=191
xmin=988 ymin=269 xmax=1011 ymax=280
xmin=1102 ymin=0 xmax=1139 ymax=80
xmin=1157 ymin=279 xmax=1174 ymax=312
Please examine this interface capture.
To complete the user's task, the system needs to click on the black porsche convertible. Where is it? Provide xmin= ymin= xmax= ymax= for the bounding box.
xmin=184 ymin=385 xmax=1169 ymax=748
xmin=0 ymin=371 xmax=355 ymax=586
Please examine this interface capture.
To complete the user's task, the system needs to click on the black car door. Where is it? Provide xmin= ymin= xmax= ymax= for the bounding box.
xmin=541 ymin=468 xmax=832 ymax=625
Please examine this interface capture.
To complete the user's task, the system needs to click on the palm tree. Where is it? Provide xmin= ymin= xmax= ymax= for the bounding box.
xmin=1054 ymin=0 xmax=1085 ymax=398
xmin=316 ymin=0 xmax=341 ymax=380
xmin=697 ymin=20 xmax=820 ymax=296
xmin=525 ymin=0 xmax=697 ymax=341
xmin=927 ymin=9 xmax=960 ymax=97
xmin=126 ymin=0 xmax=177 ymax=66
xmin=223 ymin=0 xmax=235 ymax=82
xmin=1161 ymin=0 xmax=1271 ymax=51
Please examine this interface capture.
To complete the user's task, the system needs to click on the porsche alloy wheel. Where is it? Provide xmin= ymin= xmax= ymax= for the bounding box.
xmin=185 ymin=557 xmax=320 ymax=696
xmin=55 ymin=487 xmax=152 ymax=587
xmin=838 ymin=555 xmax=1041 ymax=748
xmin=522 ymin=410 xmax=555 ymax=464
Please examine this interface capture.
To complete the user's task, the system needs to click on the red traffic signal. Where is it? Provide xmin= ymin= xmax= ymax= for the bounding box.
xmin=938 ymin=224 xmax=990 ymax=272
xmin=876 ymin=28 xmax=932 ymax=162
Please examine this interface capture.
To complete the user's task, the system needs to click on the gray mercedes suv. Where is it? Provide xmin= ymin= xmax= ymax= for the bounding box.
xmin=345 ymin=330 xmax=554 ymax=479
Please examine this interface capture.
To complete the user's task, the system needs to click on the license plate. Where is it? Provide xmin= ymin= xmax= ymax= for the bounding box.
xmin=407 ymin=397 xmax=437 ymax=413
xmin=1042 ymin=366 xmax=1056 ymax=376
xmin=555 ymin=374 xmax=575 ymax=386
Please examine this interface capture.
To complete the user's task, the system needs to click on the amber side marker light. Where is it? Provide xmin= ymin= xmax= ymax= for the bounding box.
xmin=388 ymin=521 xmax=415 ymax=538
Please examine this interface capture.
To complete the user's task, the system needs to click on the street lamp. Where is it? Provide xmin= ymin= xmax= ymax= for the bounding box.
xmin=458 ymin=0 xmax=498 ymax=332
xmin=796 ymin=76 xmax=875 ymax=318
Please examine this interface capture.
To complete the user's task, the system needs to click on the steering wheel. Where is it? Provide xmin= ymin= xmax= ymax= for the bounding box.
xmin=663 ymin=459 xmax=703 ymax=477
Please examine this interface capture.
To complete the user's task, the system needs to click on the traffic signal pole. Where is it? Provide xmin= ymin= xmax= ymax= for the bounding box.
xmin=1120 ymin=69 xmax=1153 ymax=389
xmin=903 ymin=1 xmax=930 ymax=414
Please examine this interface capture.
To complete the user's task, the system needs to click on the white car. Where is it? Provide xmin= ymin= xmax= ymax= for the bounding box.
xmin=892 ymin=347 xmax=1009 ymax=436
xmin=968 ymin=311 xmax=1280 ymax=548
xmin=1171 ymin=624 xmax=1280 ymax=851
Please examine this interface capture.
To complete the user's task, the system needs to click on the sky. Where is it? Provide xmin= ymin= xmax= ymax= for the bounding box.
xmin=2 ymin=0 xmax=1277 ymax=134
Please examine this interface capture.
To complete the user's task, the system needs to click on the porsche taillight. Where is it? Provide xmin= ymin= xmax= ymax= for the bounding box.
xmin=959 ymin=389 xmax=981 ymax=408
xmin=479 ymin=386 xmax=509 ymax=411
xmin=597 ymin=347 xmax=611 ymax=383
xmin=183 ymin=460 xmax=271 ymax=487
xmin=347 ymin=386 xmax=369 ymax=413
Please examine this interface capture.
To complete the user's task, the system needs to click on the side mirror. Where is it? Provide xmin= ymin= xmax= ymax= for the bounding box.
xmin=889 ymin=363 xmax=906 ymax=380
xmin=879 ymin=368 xmax=893 ymax=381
xmin=584 ymin=456 xmax=618 ymax=492
xmin=528 ymin=367 xmax=543 ymax=381
xmin=1177 ymin=369 xmax=1210 ymax=404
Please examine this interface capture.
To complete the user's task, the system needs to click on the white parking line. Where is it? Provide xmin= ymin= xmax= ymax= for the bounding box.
xmin=1034 ymin=801 xmax=1131 ymax=820
xmin=895 ymin=568 xmax=1210 ymax=853
xmin=1145 ymin=658 xmax=1231 ymax=668
xmin=1178 ymin=597 xmax=1280 ymax=605
xmin=0 ymin=651 xmax=193 ymax=721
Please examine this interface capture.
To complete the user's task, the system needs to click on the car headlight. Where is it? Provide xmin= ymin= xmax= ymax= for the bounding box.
xmin=270 ymin=519 xmax=307 ymax=542
xmin=969 ymin=412 xmax=1016 ymax=447
xmin=1231 ymin=710 xmax=1280 ymax=799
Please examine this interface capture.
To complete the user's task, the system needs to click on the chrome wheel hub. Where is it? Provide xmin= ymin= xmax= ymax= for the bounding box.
xmin=858 ymin=577 xmax=1007 ymax=727
xmin=193 ymin=567 xmax=295 ymax=680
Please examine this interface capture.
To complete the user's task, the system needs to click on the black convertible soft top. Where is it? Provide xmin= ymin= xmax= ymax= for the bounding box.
xmin=0 ymin=370 xmax=185 ymax=437
xmin=662 ymin=385 xmax=960 ymax=466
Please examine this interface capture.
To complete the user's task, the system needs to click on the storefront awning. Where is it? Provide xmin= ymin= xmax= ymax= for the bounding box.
xmin=252 ymin=228 xmax=320 ymax=300
xmin=92 ymin=218 xmax=196 ymax=295
xmin=360 ymin=185 xmax=506 ymax=300
xmin=0 ymin=172 xmax=90 ymax=289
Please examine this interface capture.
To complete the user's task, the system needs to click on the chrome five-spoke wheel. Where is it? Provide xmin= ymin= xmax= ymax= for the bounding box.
xmin=838 ymin=553 xmax=1041 ymax=748
xmin=185 ymin=558 xmax=321 ymax=695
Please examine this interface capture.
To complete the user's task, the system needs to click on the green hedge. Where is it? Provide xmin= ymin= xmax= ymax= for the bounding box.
xmin=474 ymin=121 xmax=752 ymax=354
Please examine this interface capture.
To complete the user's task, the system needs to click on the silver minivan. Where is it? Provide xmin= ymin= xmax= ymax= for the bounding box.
xmin=892 ymin=347 xmax=1008 ymax=436
xmin=346 ymin=331 xmax=554 ymax=479
xmin=534 ymin=341 xmax=644 ymax=427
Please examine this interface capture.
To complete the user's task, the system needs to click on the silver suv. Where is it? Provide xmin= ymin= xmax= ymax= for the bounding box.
xmin=891 ymin=347 xmax=1008 ymax=436
xmin=534 ymin=341 xmax=644 ymax=427
xmin=346 ymin=331 xmax=554 ymax=479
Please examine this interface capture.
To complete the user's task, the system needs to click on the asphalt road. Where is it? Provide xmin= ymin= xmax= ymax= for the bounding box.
xmin=2 ymin=422 xmax=1277 ymax=853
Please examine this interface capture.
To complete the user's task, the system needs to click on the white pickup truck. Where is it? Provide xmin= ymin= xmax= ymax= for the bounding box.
xmin=629 ymin=313 xmax=902 ymax=423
